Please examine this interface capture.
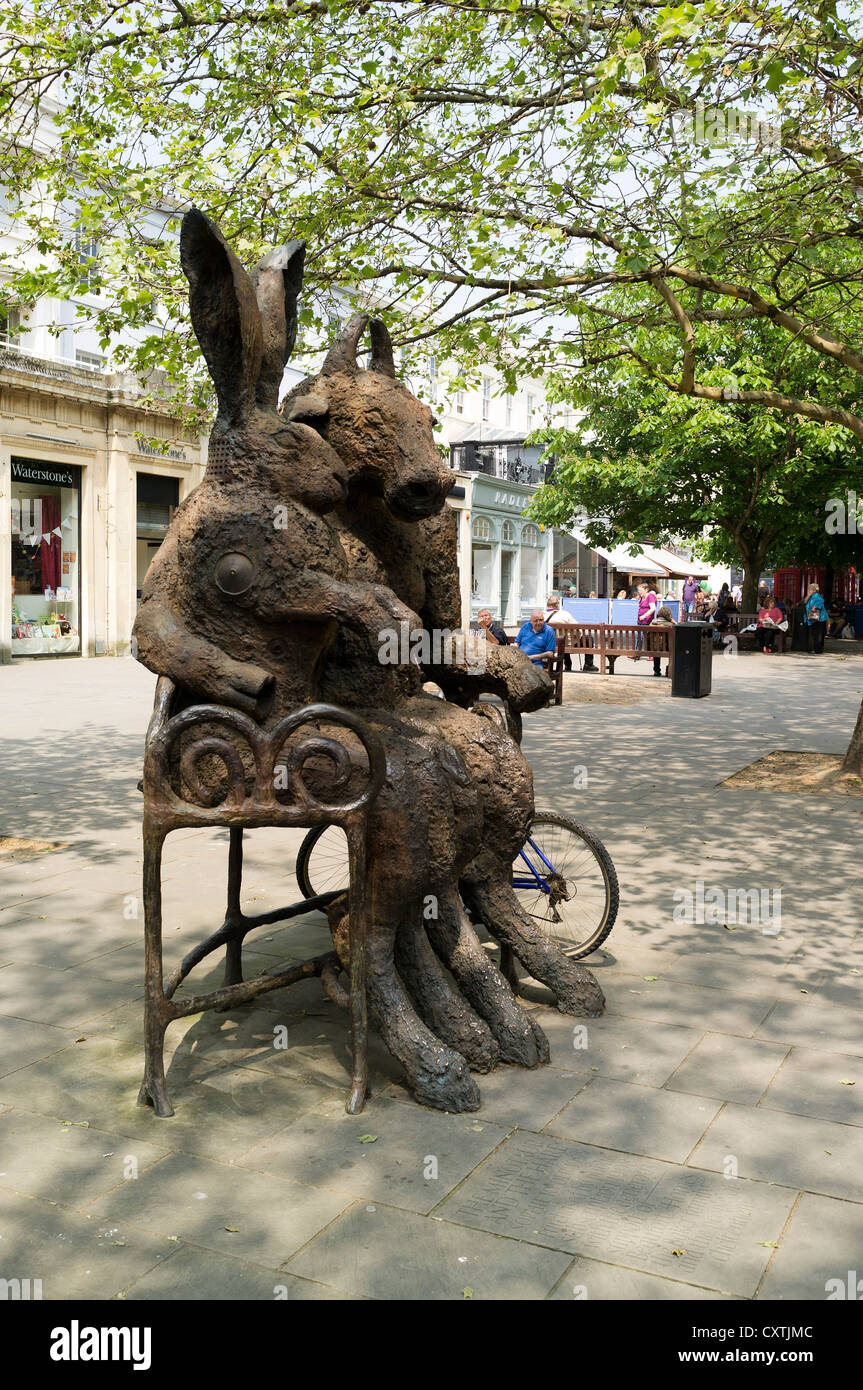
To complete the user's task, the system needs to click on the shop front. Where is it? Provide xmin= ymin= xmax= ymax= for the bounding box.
xmin=463 ymin=474 xmax=553 ymax=628
xmin=10 ymin=457 xmax=82 ymax=656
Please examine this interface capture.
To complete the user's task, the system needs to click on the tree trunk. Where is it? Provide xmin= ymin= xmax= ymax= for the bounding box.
xmin=842 ymin=697 xmax=863 ymax=776
xmin=738 ymin=544 xmax=765 ymax=612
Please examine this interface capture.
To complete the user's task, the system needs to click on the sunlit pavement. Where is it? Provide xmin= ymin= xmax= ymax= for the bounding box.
xmin=1 ymin=652 xmax=862 ymax=1300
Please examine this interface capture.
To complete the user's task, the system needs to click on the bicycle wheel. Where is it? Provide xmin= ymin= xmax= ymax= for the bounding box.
xmin=296 ymin=824 xmax=350 ymax=900
xmin=513 ymin=809 xmax=619 ymax=959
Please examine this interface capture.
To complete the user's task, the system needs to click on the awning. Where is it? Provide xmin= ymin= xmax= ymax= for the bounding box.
xmin=564 ymin=530 xmax=666 ymax=576
xmin=561 ymin=529 xmax=708 ymax=578
xmin=640 ymin=545 xmax=710 ymax=579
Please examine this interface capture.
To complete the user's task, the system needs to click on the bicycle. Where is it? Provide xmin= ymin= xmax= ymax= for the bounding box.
xmin=295 ymin=807 xmax=618 ymax=961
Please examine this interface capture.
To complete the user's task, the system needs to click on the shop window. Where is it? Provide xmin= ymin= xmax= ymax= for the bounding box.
xmin=472 ymin=515 xmax=493 ymax=542
xmin=520 ymin=547 xmax=541 ymax=606
xmin=522 ymin=522 xmax=540 ymax=546
xmin=10 ymin=458 xmax=81 ymax=655
xmin=501 ymin=520 xmax=516 ymax=544
xmin=137 ymin=472 xmax=179 ymax=602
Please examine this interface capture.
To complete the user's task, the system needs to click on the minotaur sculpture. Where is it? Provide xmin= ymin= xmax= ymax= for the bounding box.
xmin=133 ymin=209 xmax=603 ymax=1115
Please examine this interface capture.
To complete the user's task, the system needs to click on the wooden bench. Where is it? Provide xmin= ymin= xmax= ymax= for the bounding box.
xmin=722 ymin=612 xmax=788 ymax=653
xmin=549 ymin=624 xmax=675 ymax=704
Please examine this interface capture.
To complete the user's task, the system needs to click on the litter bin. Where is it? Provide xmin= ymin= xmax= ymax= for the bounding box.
xmin=791 ymin=604 xmax=809 ymax=651
xmin=672 ymin=622 xmax=712 ymax=698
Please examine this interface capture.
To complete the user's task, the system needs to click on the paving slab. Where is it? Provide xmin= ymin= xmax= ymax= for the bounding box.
xmin=534 ymin=1008 xmax=705 ymax=1087
xmin=0 ymin=1109 xmax=167 ymax=1207
xmin=755 ymin=998 xmax=863 ymax=1057
xmin=602 ymin=974 xmax=776 ymax=1036
xmin=0 ymin=958 xmax=143 ymax=1029
xmin=549 ymin=1255 xmax=738 ymax=1300
xmin=0 ymin=1013 xmax=76 ymax=1076
xmin=665 ymin=1033 xmax=789 ymax=1104
xmin=0 ymin=1185 xmax=174 ymax=1301
xmin=286 ymin=1201 xmax=571 ymax=1300
xmin=759 ymin=1047 xmax=863 ymax=1126
xmin=661 ymin=950 xmax=825 ymax=1000
xmin=87 ymin=1151 xmax=353 ymax=1269
xmin=0 ymin=1036 xmax=343 ymax=1162
xmin=546 ymin=1077 xmax=721 ymax=1163
xmin=237 ymin=1096 xmax=512 ymax=1213
xmin=688 ymin=1102 xmax=863 ymax=1202
xmin=122 ymin=1244 xmax=362 ymax=1300
xmin=757 ymin=1192 xmax=863 ymax=1300
xmin=439 ymin=1129 xmax=797 ymax=1297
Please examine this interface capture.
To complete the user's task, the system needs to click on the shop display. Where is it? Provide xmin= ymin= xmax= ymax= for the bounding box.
xmin=9 ymin=460 xmax=81 ymax=655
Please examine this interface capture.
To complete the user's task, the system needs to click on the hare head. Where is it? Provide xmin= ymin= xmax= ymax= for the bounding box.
xmin=281 ymin=315 xmax=452 ymax=522
xmin=181 ymin=207 xmax=349 ymax=512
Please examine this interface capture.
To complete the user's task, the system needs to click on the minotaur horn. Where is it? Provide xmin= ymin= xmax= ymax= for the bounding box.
xmin=369 ymin=319 xmax=396 ymax=379
xmin=322 ymin=312 xmax=368 ymax=375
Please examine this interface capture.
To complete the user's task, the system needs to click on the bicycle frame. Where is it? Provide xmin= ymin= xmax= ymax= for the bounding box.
xmin=512 ymin=836 xmax=555 ymax=894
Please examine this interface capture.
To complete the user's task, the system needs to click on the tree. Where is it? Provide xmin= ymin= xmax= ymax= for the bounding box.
xmin=527 ymin=311 xmax=863 ymax=613
xmin=4 ymin=1 xmax=863 ymax=431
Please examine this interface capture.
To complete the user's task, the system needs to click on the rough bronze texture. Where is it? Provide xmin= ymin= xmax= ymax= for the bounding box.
xmin=133 ymin=209 xmax=603 ymax=1113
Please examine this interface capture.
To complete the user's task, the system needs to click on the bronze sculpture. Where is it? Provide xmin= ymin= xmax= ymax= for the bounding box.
xmin=133 ymin=209 xmax=604 ymax=1116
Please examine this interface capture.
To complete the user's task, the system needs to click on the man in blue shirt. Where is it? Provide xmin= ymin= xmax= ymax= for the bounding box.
xmin=514 ymin=609 xmax=557 ymax=666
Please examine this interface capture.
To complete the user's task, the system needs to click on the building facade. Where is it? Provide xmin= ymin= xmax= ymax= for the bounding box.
xmin=1 ymin=349 xmax=204 ymax=664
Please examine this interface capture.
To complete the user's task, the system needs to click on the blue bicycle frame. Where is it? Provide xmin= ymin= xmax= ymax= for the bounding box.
xmin=512 ymin=837 xmax=555 ymax=894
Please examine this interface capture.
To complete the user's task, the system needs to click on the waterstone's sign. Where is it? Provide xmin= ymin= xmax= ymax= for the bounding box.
xmin=11 ymin=459 xmax=78 ymax=488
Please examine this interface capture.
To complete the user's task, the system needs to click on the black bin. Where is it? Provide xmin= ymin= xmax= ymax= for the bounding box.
xmin=672 ymin=622 xmax=713 ymax=698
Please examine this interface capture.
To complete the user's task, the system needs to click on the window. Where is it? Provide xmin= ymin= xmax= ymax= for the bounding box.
xmin=521 ymin=523 xmax=540 ymax=547
xmin=74 ymin=226 xmax=100 ymax=290
xmin=75 ymin=349 xmax=104 ymax=371
xmin=10 ymin=457 xmax=82 ymax=656
xmin=0 ymin=307 xmax=20 ymax=348
xmin=501 ymin=520 xmax=515 ymax=544
xmin=456 ymin=390 xmax=464 ymax=415
xmin=505 ymin=393 xmax=513 ymax=428
xmin=472 ymin=515 xmax=493 ymax=541
xmin=526 ymin=393 xmax=534 ymax=430
xmin=482 ymin=376 xmax=492 ymax=422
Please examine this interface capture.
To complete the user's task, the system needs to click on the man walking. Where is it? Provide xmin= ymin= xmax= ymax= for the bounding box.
xmin=682 ymin=575 xmax=700 ymax=621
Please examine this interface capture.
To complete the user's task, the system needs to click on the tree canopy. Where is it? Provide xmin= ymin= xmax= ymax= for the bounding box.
xmin=527 ymin=308 xmax=863 ymax=609
xmin=3 ymin=0 xmax=863 ymax=436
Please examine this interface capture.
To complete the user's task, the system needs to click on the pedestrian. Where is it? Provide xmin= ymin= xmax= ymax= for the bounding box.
xmin=804 ymin=582 xmax=829 ymax=654
xmin=633 ymin=581 xmax=658 ymax=661
xmin=476 ymin=607 xmax=508 ymax=646
xmin=732 ymin=581 xmax=742 ymax=605
xmin=514 ymin=608 xmax=557 ymax=667
xmin=649 ymin=604 xmax=674 ymax=677
xmin=682 ymin=574 xmax=700 ymax=621
xmin=545 ymin=595 xmax=575 ymax=672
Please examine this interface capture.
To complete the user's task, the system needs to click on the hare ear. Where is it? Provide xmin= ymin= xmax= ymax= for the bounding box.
xmin=180 ymin=208 xmax=263 ymax=428
xmin=251 ymin=240 xmax=306 ymax=408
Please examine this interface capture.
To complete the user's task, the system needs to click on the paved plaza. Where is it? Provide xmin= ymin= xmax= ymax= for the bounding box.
xmin=0 ymin=651 xmax=862 ymax=1301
